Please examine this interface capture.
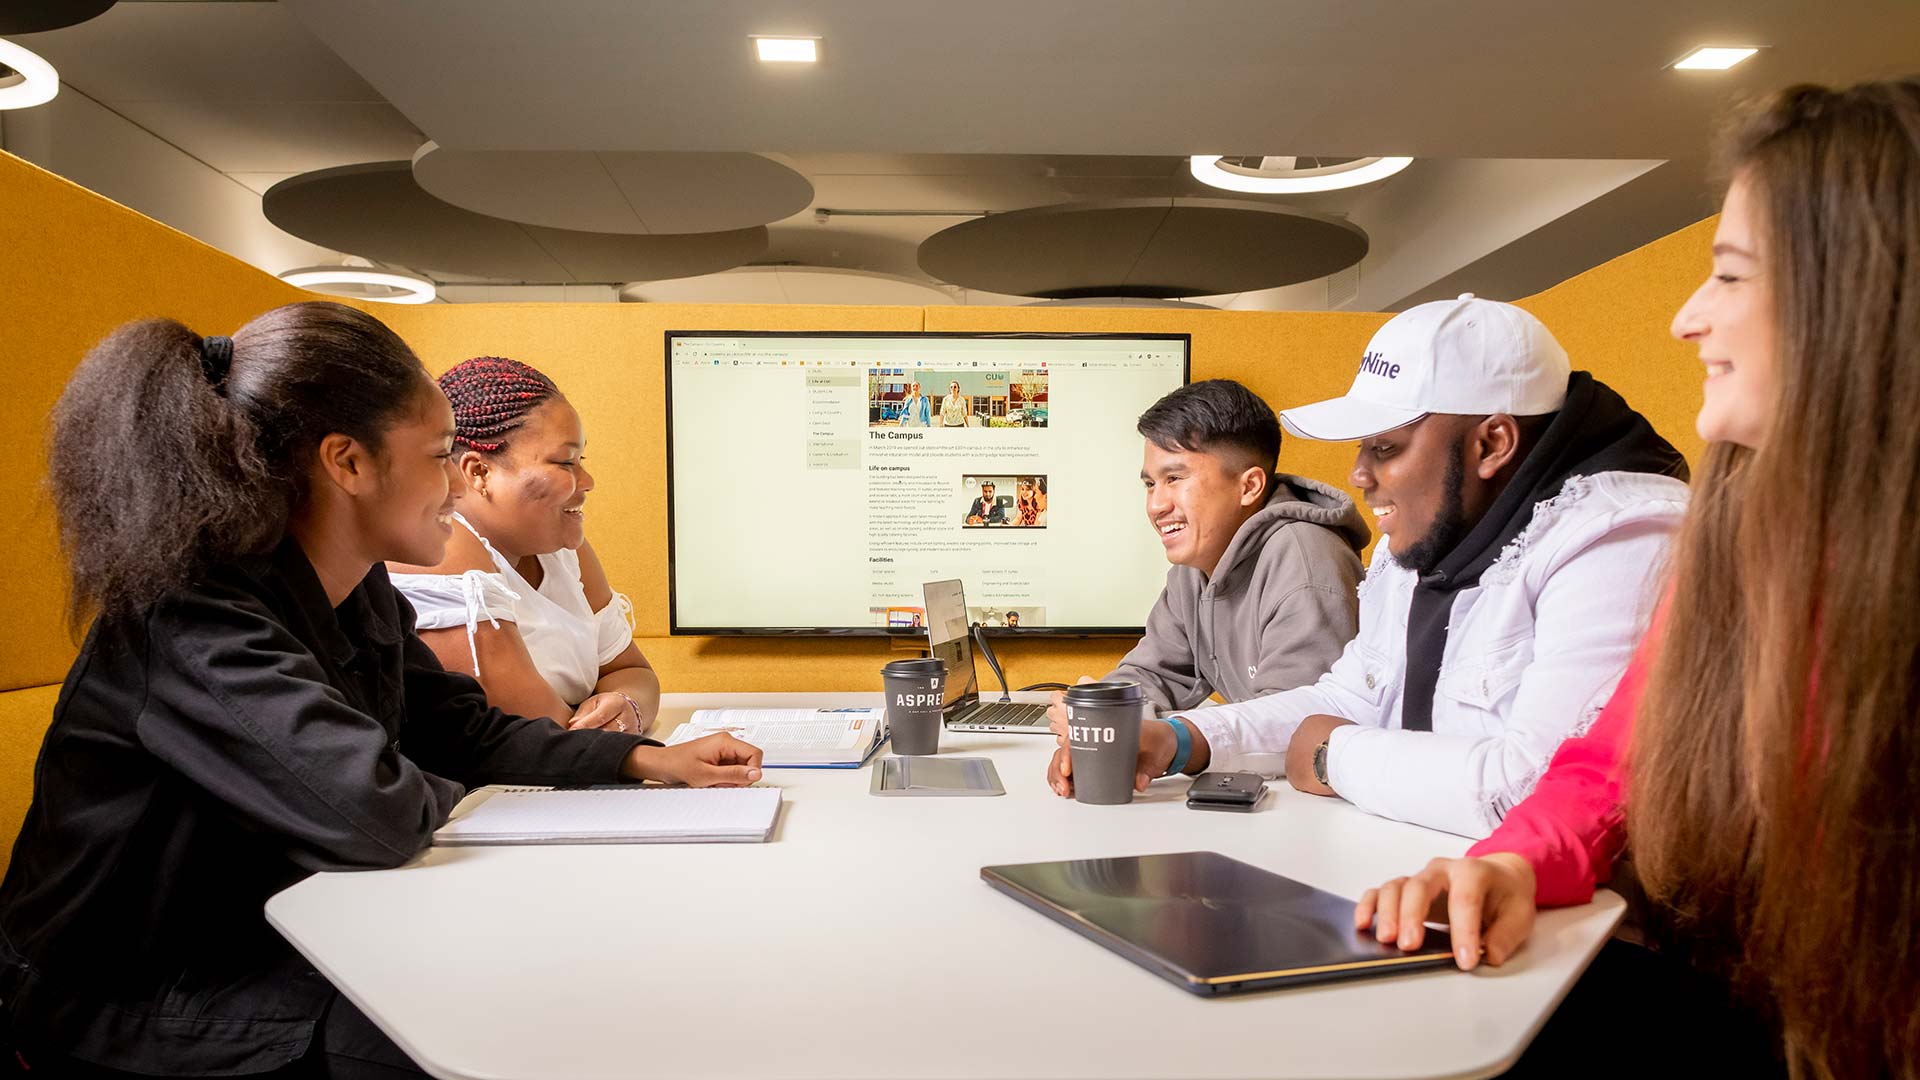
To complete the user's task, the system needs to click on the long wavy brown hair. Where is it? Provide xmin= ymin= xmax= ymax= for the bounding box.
xmin=1630 ymin=79 xmax=1920 ymax=1078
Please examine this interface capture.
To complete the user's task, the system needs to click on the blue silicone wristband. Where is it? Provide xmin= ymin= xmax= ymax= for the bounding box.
xmin=1162 ymin=716 xmax=1192 ymax=777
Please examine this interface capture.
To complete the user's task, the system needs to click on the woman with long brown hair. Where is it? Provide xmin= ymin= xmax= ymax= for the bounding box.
xmin=1356 ymin=77 xmax=1920 ymax=1078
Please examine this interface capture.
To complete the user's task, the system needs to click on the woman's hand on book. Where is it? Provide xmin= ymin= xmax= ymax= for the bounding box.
xmin=625 ymin=733 xmax=765 ymax=787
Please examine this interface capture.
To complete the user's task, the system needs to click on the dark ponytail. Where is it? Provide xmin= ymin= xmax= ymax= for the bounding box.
xmin=48 ymin=301 xmax=430 ymax=626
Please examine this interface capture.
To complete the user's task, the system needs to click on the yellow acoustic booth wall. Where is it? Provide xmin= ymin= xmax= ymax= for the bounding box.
xmin=0 ymin=152 xmax=310 ymax=693
xmin=1515 ymin=215 xmax=1717 ymax=466
xmin=0 ymin=137 xmax=1718 ymax=871
xmin=0 ymin=687 xmax=61 ymax=865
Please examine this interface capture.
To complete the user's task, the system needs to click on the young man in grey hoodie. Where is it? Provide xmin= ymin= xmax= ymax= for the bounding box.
xmin=1047 ymin=379 xmax=1370 ymax=728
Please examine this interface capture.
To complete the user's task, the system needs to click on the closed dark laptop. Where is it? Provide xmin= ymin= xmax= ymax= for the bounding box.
xmin=982 ymin=851 xmax=1455 ymax=995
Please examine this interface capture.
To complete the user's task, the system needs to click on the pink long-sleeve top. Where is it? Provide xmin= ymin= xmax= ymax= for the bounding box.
xmin=1465 ymin=637 xmax=1651 ymax=906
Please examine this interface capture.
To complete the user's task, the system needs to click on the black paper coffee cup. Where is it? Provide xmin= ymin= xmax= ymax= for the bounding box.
xmin=882 ymin=657 xmax=947 ymax=755
xmin=1064 ymin=680 xmax=1146 ymax=804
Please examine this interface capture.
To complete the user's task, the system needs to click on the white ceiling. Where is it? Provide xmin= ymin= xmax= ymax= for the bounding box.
xmin=18 ymin=2 xmax=422 ymax=169
xmin=276 ymin=0 xmax=1920 ymax=158
xmin=10 ymin=1 xmax=1911 ymax=307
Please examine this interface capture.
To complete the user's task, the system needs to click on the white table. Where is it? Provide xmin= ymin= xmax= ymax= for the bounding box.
xmin=267 ymin=693 xmax=1623 ymax=1080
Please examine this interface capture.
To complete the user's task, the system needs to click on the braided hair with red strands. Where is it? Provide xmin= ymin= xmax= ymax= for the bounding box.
xmin=439 ymin=356 xmax=560 ymax=454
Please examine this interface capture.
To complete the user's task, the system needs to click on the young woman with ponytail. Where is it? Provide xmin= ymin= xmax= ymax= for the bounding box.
xmin=0 ymin=302 xmax=762 ymax=1077
xmin=389 ymin=356 xmax=662 ymax=737
xmin=1356 ymin=78 xmax=1920 ymax=1078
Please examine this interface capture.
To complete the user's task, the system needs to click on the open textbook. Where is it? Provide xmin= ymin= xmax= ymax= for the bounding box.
xmin=665 ymin=707 xmax=888 ymax=768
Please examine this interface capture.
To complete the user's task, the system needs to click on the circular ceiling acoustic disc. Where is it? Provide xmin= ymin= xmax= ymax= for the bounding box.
xmin=918 ymin=197 xmax=1368 ymax=299
xmin=264 ymin=161 xmax=767 ymax=282
xmin=0 ymin=0 xmax=116 ymax=35
xmin=621 ymin=266 xmax=956 ymax=306
xmin=412 ymin=144 xmax=814 ymax=235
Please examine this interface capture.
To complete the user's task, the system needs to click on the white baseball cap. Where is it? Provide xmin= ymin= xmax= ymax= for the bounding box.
xmin=1279 ymin=293 xmax=1571 ymax=441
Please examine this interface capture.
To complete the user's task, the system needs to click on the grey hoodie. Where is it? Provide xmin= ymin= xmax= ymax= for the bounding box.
xmin=1106 ymin=473 xmax=1369 ymax=710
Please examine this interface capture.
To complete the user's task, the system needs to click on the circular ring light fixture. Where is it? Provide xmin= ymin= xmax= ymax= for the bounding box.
xmin=0 ymin=38 xmax=60 ymax=110
xmin=279 ymin=266 xmax=437 ymax=305
xmin=1189 ymin=154 xmax=1412 ymax=194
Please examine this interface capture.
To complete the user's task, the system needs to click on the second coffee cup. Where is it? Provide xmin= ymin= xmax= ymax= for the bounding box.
xmin=881 ymin=657 xmax=948 ymax=755
xmin=1064 ymin=680 xmax=1146 ymax=804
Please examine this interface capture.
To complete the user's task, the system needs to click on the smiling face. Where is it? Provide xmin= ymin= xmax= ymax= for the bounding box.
xmin=1141 ymin=440 xmax=1266 ymax=577
xmin=368 ymin=382 xmax=462 ymax=567
xmin=455 ymin=397 xmax=594 ymax=558
xmin=1351 ymin=415 xmax=1478 ymax=573
xmin=1671 ymin=172 xmax=1779 ymax=449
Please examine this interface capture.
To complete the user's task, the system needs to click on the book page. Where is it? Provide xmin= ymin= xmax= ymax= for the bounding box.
xmin=673 ymin=708 xmax=882 ymax=751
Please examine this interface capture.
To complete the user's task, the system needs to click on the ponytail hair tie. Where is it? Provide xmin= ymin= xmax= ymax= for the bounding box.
xmin=200 ymin=335 xmax=234 ymax=393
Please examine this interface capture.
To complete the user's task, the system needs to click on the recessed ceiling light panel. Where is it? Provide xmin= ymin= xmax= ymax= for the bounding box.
xmin=1189 ymin=154 xmax=1412 ymax=194
xmin=753 ymin=36 xmax=819 ymax=63
xmin=1671 ymin=46 xmax=1760 ymax=71
xmin=280 ymin=266 xmax=438 ymax=305
xmin=0 ymin=37 xmax=59 ymax=110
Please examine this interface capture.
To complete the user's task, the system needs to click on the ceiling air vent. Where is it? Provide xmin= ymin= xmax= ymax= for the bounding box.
xmin=1327 ymin=263 xmax=1361 ymax=309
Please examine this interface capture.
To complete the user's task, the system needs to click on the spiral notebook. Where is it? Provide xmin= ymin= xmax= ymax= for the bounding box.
xmin=432 ymin=785 xmax=782 ymax=846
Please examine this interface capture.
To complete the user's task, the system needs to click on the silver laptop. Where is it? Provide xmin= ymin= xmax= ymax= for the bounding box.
xmin=923 ymin=579 xmax=1052 ymax=733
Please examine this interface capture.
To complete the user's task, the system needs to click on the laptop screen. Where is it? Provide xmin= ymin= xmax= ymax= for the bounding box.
xmin=922 ymin=579 xmax=978 ymax=713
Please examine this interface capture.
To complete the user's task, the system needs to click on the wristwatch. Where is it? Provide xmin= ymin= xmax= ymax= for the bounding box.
xmin=1311 ymin=738 xmax=1332 ymax=788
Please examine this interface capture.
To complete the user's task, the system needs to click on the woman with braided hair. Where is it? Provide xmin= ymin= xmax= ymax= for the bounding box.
xmin=0 ymin=303 xmax=763 ymax=1077
xmin=390 ymin=356 xmax=662 ymax=735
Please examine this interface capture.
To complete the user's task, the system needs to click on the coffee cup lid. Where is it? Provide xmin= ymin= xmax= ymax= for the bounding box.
xmin=882 ymin=657 xmax=947 ymax=676
xmin=1063 ymin=680 xmax=1144 ymax=705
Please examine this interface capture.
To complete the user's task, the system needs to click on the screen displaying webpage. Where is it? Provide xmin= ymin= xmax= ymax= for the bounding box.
xmin=667 ymin=333 xmax=1189 ymax=633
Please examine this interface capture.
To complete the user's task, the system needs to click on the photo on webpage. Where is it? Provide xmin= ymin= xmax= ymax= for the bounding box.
xmin=961 ymin=473 xmax=1048 ymax=528
xmin=868 ymin=368 xmax=1049 ymax=430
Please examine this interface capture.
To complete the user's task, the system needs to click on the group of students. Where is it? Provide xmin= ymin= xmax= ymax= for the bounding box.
xmin=1 ymin=77 xmax=1916 ymax=1078
xmin=1043 ymin=78 xmax=1920 ymax=1078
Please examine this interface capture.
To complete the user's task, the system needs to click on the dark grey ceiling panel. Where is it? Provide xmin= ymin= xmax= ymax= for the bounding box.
xmin=0 ymin=0 xmax=115 ymax=35
xmin=263 ymin=161 xmax=767 ymax=282
xmin=412 ymin=145 xmax=813 ymax=234
xmin=918 ymin=198 xmax=1367 ymax=298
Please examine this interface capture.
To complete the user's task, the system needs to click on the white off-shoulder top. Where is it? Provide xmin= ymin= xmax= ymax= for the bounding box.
xmin=391 ymin=513 xmax=635 ymax=706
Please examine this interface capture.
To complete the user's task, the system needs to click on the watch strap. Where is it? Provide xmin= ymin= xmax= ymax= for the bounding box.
xmin=1162 ymin=716 xmax=1193 ymax=777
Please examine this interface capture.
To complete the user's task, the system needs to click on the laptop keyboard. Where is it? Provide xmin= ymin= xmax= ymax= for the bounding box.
xmin=959 ymin=701 xmax=1049 ymax=726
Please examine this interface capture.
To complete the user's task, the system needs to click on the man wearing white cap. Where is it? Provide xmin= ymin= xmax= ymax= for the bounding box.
xmin=1048 ymin=294 xmax=1690 ymax=838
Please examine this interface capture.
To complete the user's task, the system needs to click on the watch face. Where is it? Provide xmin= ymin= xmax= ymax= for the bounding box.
xmin=1312 ymin=742 xmax=1330 ymax=785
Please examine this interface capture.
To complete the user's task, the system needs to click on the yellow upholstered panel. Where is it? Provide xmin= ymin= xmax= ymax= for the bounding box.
xmin=0 ymin=150 xmax=308 ymax=691
xmin=1516 ymin=216 xmax=1717 ymax=465
xmin=0 ymin=684 xmax=61 ymax=878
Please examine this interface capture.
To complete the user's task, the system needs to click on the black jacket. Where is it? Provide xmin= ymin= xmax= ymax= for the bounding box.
xmin=0 ymin=537 xmax=646 ymax=1075
xmin=965 ymin=497 xmax=1006 ymax=525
